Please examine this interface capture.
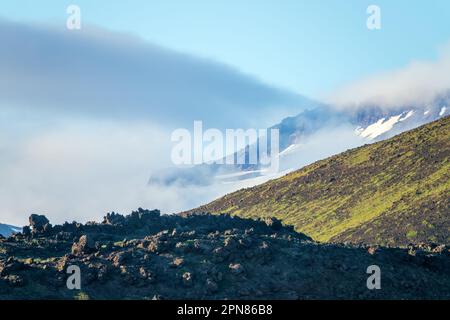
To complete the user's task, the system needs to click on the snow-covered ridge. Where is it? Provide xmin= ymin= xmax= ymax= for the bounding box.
xmin=355 ymin=103 xmax=447 ymax=141
xmin=355 ymin=111 xmax=412 ymax=140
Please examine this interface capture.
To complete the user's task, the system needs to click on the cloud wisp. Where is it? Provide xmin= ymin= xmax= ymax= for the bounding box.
xmin=328 ymin=45 xmax=450 ymax=111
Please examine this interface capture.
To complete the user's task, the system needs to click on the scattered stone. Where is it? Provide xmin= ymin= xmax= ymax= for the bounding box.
xmin=71 ymin=235 xmax=96 ymax=255
xmin=171 ymin=257 xmax=184 ymax=268
xmin=206 ymin=278 xmax=218 ymax=293
xmin=229 ymin=263 xmax=244 ymax=275
xmin=6 ymin=275 xmax=24 ymax=287
xmin=147 ymin=241 xmax=159 ymax=253
xmin=139 ymin=266 xmax=149 ymax=279
xmin=112 ymin=251 xmax=132 ymax=267
xmin=182 ymin=272 xmax=193 ymax=286
xmin=57 ymin=255 xmax=70 ymax=272
xmin=263 ymin=217 xmax=283 ymax=230
xmin=224 ymin=237 xmax=238 ymax=249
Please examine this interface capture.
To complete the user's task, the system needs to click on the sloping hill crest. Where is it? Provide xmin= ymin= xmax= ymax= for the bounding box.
xmin=186 ymin=116 xmax=450 ymax=246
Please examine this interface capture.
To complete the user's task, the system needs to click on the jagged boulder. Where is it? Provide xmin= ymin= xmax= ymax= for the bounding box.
xmin=71 ymin=235 xmax=96 ymax=255
xmin=229 ymin=263 xmax=245 ymax=275
xmin=22 ymin=226 xmax=31 ymax=237
xmin=102 ymin=208 xmax=161 ymax=228
xmin=111 ymin=250 xmax=132 ymax=267
xmin=182 ymin=272 xmax=193 ymax=286
xmin=170 ymin=257 xmax=184 ymax=268
xmin=29 ymin=214 xmax=51 ymax=234
xmin=263 ymin=217 xmax=283 ymax=230
xmin=130 ymin=208 xmax=160 ymax=221
xmin=102 ymin=212 xmax=126 ymax=226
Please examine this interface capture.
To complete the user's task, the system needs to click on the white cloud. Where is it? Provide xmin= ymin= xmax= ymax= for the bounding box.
xmin=0 ymin=18 xmax=314 ymax=225
xmin=0 ymin=18 xmax=308 ymax=130
xmin=0 ymin=115 xmax=241 ymax=225
xmin=0 ymin=119 xmax=162 ymax=224
xmin=327 ymin=44 xmax=450 ymax=110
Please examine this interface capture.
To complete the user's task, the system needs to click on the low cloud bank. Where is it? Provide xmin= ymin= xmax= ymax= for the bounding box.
xmin=0 ymin=18 xmax=310 ymax=225
xmin=328 ymin=45 xmax=450 ymax=111
xmin=0 ymin=18 xmax=307 ymax=129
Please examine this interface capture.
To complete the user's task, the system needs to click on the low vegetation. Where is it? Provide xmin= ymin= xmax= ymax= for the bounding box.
xmin=187 ymin=116 xmax=450 ymax=246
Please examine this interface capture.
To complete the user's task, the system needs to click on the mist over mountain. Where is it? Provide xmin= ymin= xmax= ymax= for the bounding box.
xmin=186 ymin=116 xmax=450 ymax=247
xmin=1 ymin=16 xmax=450 ymax=231
xmin=150 ymin=92 xmax=449 ymax=188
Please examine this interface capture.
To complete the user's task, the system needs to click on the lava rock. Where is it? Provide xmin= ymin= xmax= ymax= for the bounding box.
xmin=263 ymin=217 xmax=283 ymax=230
xmin=72 ymin=235 xmax=96 ymax=256
xmin=29 ymin=214 xmax=51 ymax=233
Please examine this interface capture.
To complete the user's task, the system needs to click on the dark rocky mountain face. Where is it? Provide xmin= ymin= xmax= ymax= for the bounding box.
xmin=1 ymin=209 xmax=449 ymax=300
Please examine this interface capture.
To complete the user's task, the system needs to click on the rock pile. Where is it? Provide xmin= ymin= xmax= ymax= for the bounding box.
xmin=0 ymin=210 xmax=449 ymax=299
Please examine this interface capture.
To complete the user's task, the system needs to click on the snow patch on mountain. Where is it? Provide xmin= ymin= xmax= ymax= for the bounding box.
xmin=400 ymin=110 xmax=415 ymax=121
xmin=355 ymin=110 xmax=417 ymax=140
xmin=356 ymin=114 xmax=401 ymax=140
xmin=279 ymin=143 xmax=303 ymax=157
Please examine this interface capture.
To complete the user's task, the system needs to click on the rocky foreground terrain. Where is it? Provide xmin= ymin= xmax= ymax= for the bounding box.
xmin=0 ymin=209 xmax=449 ymax=299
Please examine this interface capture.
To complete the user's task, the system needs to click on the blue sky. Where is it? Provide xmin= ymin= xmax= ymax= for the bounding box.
xmin=1 ymin=1 xmax=450 ymax=225
xmin=1 ymin=0 xmax=450 ymax=98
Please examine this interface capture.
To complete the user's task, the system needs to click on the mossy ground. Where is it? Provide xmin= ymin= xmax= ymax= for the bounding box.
xmin=188 ymin=116 xmax=450 ymax=246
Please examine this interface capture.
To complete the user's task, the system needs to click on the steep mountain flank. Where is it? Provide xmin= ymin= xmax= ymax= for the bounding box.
xmin=186 ymin=116 xmax=450 ymax=246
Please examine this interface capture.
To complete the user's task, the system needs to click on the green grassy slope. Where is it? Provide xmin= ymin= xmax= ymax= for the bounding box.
xmin=187 ymin=116 xmax=450 ymax=246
